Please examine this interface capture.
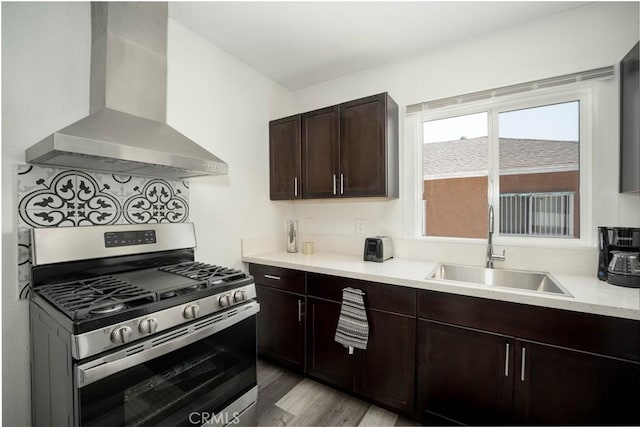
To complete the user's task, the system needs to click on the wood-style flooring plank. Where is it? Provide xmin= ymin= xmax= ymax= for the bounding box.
xmin=257 ymin=404 xmax=295 ymax=427
xmin=275 ymin=379 xmax=335 ymax=416
xmin=313 ymin=393 xmax=370 ymax=426
xmin=358 ymin=405 xmax=399 ymax=427
xmin=395 ymin=415 xmax=423 ymax=426
xmin=276 ymin=378 xmax=370 ymax=426
xmin=258 ymin=359 xmax=418 ymax=427
xmin=258 ymin=359 xmax=303 ymax=398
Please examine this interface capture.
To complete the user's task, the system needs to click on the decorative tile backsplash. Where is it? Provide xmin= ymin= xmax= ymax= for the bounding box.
xmin=17 ymin=164 xmax=190 ymax=298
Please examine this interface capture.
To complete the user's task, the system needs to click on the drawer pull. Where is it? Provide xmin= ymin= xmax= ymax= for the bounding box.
xmin=264 ymin=274 xmax=280 ymax=281
xmin=505 ymin=343 xmax=510 ymax=377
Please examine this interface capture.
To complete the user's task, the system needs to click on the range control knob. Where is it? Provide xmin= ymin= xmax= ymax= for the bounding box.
xmin=183 ymin=304 xmax=200 ymax=320
xmin=233 ymin=290 xmax=247 ymax=302
xmin=110 ymin=326 xmax=132 ymax=344
xmin=218 ymin=294 xmax=232 ymax=307
xmin=138 ymin=318 xmax=158 ymax=335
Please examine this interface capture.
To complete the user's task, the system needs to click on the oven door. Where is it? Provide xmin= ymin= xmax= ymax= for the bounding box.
xmin=75 ymin=301 xmax=259 ymax=427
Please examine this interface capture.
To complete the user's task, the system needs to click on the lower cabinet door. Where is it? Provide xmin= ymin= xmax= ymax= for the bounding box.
xmin=256 ymin=285 xmax=305 ymax=372
xmin=514 ymin=340 xmax=640 ymax=425
xmin=306 ymin=297 xmax=353 ymax=390
xmin=417 ymin=320 xmax=514 ymax=425
xmin=355 ymin=309 xmax=415 ymax=414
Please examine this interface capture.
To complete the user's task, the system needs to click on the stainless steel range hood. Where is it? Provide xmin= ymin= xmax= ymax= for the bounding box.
xmin=25 ymin=2 xmax=228 ymax=179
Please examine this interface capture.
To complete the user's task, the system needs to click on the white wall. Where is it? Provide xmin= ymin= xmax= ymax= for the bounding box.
xmin=1 ymin=4 xmax=292 ymax=425
xmin=166 ymin=20 xmax=293 ymax=268
xmin=2 ymin=3 xmax=91 ymax=425
xmin=291 ymin=2 xmax=640 ymax=245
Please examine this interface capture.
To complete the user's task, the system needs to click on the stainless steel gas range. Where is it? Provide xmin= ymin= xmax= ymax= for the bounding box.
xmin=29 ymin=223 xmax=259 ymax=427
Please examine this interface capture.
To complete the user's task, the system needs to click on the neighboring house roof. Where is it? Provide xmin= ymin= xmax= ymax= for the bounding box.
xmin=423 ymin=137 xmax=579 ymax=179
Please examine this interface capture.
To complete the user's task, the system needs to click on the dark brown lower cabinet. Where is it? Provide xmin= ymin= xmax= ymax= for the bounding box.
xmin=307 ymin=297 xmax=416 ymax=414
xmin=306 ymin=297 xmax=353 ymax=389
xmin=256 ymin=285 xmax=306 ymax=372
xmin=417 ymin=320 xmax=513 ymax=425
xmin=254 ymin=266 xmax=640 ymax=425
xmin=514 ymin=340 xmax=640 ymax=425
xmin=356 ymin=309 xmax=416 ymax=413
xmin=418 ymin=319 xmax=640 ymax=426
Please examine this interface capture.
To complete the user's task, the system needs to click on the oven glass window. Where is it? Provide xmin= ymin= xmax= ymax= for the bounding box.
xmin=79 ymin=316 xmax=256 ymax=427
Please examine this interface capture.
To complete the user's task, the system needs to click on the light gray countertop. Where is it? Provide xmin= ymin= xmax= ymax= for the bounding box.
xmin=243 ymin=251 xmax=640 ymax=321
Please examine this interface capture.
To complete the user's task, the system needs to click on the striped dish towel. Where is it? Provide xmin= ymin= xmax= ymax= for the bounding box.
xmin=334 ymin=287 xmax=369 ymax=354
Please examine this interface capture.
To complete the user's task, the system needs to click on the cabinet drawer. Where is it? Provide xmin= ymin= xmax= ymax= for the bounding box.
xmin=307 ymin=273 xmax=415 ymax=317
xmin=418 ymin=290 xmax=640 ymax=361
xmin=249 ymin=264 xmax=305 ymax=294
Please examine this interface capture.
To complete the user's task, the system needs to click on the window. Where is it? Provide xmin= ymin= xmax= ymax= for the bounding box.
xmin=498 ymin=102 xmax=579 ymax=238
xmin=421 ymin=94 xmax=586 ymax=241
xmin=423 ymin=112 xmax=488 ymax=238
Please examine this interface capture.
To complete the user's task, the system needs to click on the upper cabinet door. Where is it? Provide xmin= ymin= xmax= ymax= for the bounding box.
xmin=269 ymin=115 xmax=302 ymax=200
xmin=620 ymin=41 xmax=639 ymax=193
xmin=302 ymin=106 xmax=339 ymax=199
xmin=340 ymin=93 xmax=398 ymax=197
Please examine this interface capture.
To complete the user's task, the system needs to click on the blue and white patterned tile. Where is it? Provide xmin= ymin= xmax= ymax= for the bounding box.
xmin=74 ymin=171 xmax=122 ymax=226
xmin=19 ymin=208 xmax=78 ymax=228
xmin=17 ymin=165 xmax=77 ymax=214
xmin=87 ymin=172 xmax=149 ymax=206
xmin=123 ymin=178 xmax=189 ymax=224
xmin=175 ymin=180 xmax=189 ymax=205
xmin=17 ymin=216 xmax=32 ymax=298
xmin=16 ymin=165 xmax=191 ymax=297
xmin=18 ymin=164 xmax=68 ymax=196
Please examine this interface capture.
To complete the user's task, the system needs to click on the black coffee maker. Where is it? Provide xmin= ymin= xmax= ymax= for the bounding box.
xmin=598 ymin=226 xmax=640 ymax=287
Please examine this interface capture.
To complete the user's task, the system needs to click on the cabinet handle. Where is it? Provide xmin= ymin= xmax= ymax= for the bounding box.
xmin=297 ymin=299 xmax=304 ymax=322
xmin=340 ymin=174 xmax=344 ymax=195
xmin=294 ymin=177 xmax=298 ymax=197
xmin=521 ymin=347 xmax=526 ymax=382
xmin=333 ymin=174 xmax=337 ymax=195
xmin=264 ymin=274 xmax=280 ymax=280
xmin=505 ymin=343 xmax=510 ymax=377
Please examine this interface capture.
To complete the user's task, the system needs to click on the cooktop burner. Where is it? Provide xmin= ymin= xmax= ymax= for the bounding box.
xmin=160 ymin=262 xmax=247 ymax=284
xmin=37 ymin=276 xmax=156 ymax=320
xmin=90 ymin=302 xmax=125 ymax=315
xmin=35 ymin=261 xmax=252 ymax=324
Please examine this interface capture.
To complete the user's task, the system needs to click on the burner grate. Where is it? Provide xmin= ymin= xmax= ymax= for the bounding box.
xmin=38 ymin=276 xmax=157 ymax=320
xmin=160 ymin=262 xmax=248 ymax=285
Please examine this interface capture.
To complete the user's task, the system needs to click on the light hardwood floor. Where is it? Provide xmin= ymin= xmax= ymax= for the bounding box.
xmin=257 ymin=359 xmax=421 ymax=427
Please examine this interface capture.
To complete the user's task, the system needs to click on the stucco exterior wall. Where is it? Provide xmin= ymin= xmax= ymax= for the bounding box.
xmin=425 ymin=171 xmax=580 ymax=238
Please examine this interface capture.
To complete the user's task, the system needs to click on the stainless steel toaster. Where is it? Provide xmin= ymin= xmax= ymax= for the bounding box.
xmin=364 ymin=236 xmax=393 ymax=262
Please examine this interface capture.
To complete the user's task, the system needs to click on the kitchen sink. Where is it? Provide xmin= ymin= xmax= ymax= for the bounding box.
xmin=427 ymin=263 xmax=573 ymax=297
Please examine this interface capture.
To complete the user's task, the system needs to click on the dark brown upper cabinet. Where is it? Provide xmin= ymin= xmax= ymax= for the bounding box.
xmin=339 ymin=93 xmax=398 ymax=198
xmin=270 ymin=93 xmax=399 ymax=200
xmin=301 ymin=105 xmax=340 ymax=198
xmin=269 ymin=115 xmax=301 ymax=200
xmin=620 ymin=41 xmax=639 ymax=193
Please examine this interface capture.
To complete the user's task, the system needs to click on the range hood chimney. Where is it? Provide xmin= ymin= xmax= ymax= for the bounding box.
xmin=26 ymin=2 xmax=228 ymax=179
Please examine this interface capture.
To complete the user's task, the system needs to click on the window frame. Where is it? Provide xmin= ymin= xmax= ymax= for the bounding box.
xmin=413 ymin=84 xmax=594 ymax=247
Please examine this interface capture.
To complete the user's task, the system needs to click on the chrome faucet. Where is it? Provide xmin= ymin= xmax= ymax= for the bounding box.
xmin=486 ymin=204 xmax=506 ymax=268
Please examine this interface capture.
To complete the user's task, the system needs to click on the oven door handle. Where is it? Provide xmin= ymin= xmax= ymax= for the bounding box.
xmin=76 ymin=301 xmax=260 ymax=388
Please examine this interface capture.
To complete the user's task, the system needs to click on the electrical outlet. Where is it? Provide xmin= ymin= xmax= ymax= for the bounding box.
xmin=356 ymin=219 xmax=365 ymax=235
xmin=305 ymin=217 xmax=314 ymax=232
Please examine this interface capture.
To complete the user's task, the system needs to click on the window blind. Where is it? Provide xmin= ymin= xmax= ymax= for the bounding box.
xmin=406 ymin=66 xmax=614 ymax=114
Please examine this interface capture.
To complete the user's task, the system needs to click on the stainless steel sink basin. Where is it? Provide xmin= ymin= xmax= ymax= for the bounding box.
xmin=427 ymin=263 xmax=573 ymax=297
